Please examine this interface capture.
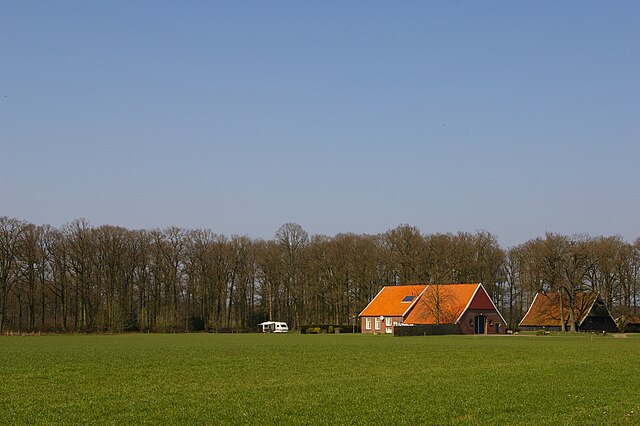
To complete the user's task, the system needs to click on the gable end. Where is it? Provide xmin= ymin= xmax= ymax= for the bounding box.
xmin=456 ymin=283 xmax=507 ymax=326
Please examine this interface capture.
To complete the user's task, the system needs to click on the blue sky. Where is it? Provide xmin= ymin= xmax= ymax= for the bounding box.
xmin=1 ymin=1 xmax=638 ymax=247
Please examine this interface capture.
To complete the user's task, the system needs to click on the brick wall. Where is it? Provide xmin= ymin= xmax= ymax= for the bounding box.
xmin=361 ymin=316 xmax=403 ymax=334
xmin=458 ymin=310 xmax=507 ymax=334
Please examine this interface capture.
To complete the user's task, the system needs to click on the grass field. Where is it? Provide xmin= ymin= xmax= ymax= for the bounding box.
xmin=1 ymin=333 xmax=639 ymax=425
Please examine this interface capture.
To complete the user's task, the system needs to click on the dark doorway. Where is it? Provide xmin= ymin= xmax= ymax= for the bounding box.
xmin=474 ymin=315 xmax=486 ymax=334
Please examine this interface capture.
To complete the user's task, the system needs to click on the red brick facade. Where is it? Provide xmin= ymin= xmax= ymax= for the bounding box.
xmin=458 ymin=310 xmax=507 ymax=335
xmin=361 ymin=316 xmax=404 ymax=334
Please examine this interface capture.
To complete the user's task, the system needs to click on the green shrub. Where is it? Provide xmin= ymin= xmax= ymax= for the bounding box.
xmin=188 ymin=316 xmax=206 ymax=332
xmin=299 ymin=324 xmax=361 ymax=334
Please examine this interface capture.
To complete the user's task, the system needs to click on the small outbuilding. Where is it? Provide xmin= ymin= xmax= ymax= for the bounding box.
xmin=618 ymin=316 xmax=640 ymax=333
xmin=359 ymin=283 xmax=507 ymax=335
xmin=519 ymin=291 xmax=618 ymax=333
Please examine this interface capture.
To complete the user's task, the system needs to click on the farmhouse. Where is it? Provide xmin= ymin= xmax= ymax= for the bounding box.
xmin=519 ymin=291 xmax=618 ymax=332
xmin=359 ymin=283 xmax=507 ymax=335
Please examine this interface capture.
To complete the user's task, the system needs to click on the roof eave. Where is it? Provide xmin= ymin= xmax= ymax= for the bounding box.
xmin=358 ymin=286 xmax=386 ymax=317
xmin=455 ymin=283 xmax=479 ymax=324
xmin=578 ymin=296 xmax=598 ymax=326
xmin=518 ymin=292 xmax=541 ymax=327
xmin=455 ymin=283 xmax=507 ymax=326
xmin=403 ymin=285 xmax=429 ymax=317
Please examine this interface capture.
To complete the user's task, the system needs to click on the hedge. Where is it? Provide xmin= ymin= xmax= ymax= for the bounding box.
xmin=299 ymin=324 xmax=361 ymax=334
xmin=393 ymin=324 xmax=462 ymax=336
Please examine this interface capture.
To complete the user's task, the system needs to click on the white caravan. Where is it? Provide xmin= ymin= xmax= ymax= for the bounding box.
xmin=258 ymin=321 xmax=289 ymax=333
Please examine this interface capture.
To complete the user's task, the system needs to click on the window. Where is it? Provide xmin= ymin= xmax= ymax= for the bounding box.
xmin=386 ymin=327 xmax=392 ymax=334
xmin=365 ymin=318 xmax=371 ymax=330
xmin=401 ymin=295 xmax=415 ymax=303
xmin=385 ymin=317 xmax=392 ymax=327
xmin=375 ymin=318 xmax=381 ymax=330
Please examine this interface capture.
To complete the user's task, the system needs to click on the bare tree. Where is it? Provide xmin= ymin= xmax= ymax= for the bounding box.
xmin=384 ymin=224 xmax=425 ymax=285
xmin=585 ymin=236 xmax=624 ymax=313
xmin=419 ymin=284 xmax=462 ymax=325
xmin=257 ymin=239 xmax=283 ymax=322
xmin=504 ymin=247 xmax=524 ymax=329
xmin=0 ymin=217 xmax=26 ymax=334
xmin=560 ymin=235 xmax=594 ymax=332
xmin=275 ymin=223 xmax=309 ymax=328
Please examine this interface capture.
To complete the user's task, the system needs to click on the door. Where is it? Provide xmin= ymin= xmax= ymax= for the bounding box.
xmin=474 ymin=315 xmax=486 ymax=334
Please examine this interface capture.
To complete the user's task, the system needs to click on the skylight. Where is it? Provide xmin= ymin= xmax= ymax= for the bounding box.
xmin=401 ymin=295 xmax=415 ymax=303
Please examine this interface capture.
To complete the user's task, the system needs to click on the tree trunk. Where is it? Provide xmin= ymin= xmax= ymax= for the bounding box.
xmin=567 ymin=292 xmax=577 ymax=332
xmin=0 ymin=287 xmax=7 ymax=335
xmin=559 ymin=289 xmax=566 ymax=332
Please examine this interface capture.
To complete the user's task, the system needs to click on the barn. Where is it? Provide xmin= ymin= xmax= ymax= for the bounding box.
xmin=519 ymin=291 xmax=618 ymax=333
xmin=359 ymin=283 xmax=507 ymax=335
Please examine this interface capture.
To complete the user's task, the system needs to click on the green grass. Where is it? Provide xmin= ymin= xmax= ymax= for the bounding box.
xmin=1 ymin=333 xmax=639 ymax=425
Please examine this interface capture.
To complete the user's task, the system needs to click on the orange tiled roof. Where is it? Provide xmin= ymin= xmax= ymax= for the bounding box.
xmin=359 ymin=285 xmax=427 ymax=317
xmin=625 ymin=316 xmax=640 ymax=324
xmin=519 ymin=291 xmax=598 ymax=327
xmin=404 ymin=283 xmax=479 ymax=325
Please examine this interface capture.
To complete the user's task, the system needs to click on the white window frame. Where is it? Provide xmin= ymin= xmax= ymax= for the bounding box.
xmin=386 ymin=327 xmax=392 ymax=334
xmin=385 ymin=317 xmax=392 ymax=327
xmin=365 ymin=318 xmax=371 ymax=330
xmin=374 ymin=318 xmax=381 ymax=330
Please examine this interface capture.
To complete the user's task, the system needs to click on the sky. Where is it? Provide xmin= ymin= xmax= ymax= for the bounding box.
xmin=1 ymin=1 xmax=639 ymax=247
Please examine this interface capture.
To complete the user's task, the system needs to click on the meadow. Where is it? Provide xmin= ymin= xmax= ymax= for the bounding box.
xmin=1 ymin=333 xmax=639 ymax=425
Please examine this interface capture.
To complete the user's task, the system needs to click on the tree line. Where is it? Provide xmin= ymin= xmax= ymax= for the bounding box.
xmin=1 ymin=216 xmax=638 ymax=334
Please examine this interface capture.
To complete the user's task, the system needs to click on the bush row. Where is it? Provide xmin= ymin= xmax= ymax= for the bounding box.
xmin=299 ymin=324 xmax=361 ymax=334
xmin=393 ymin=324 xmax=462 ymax=336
